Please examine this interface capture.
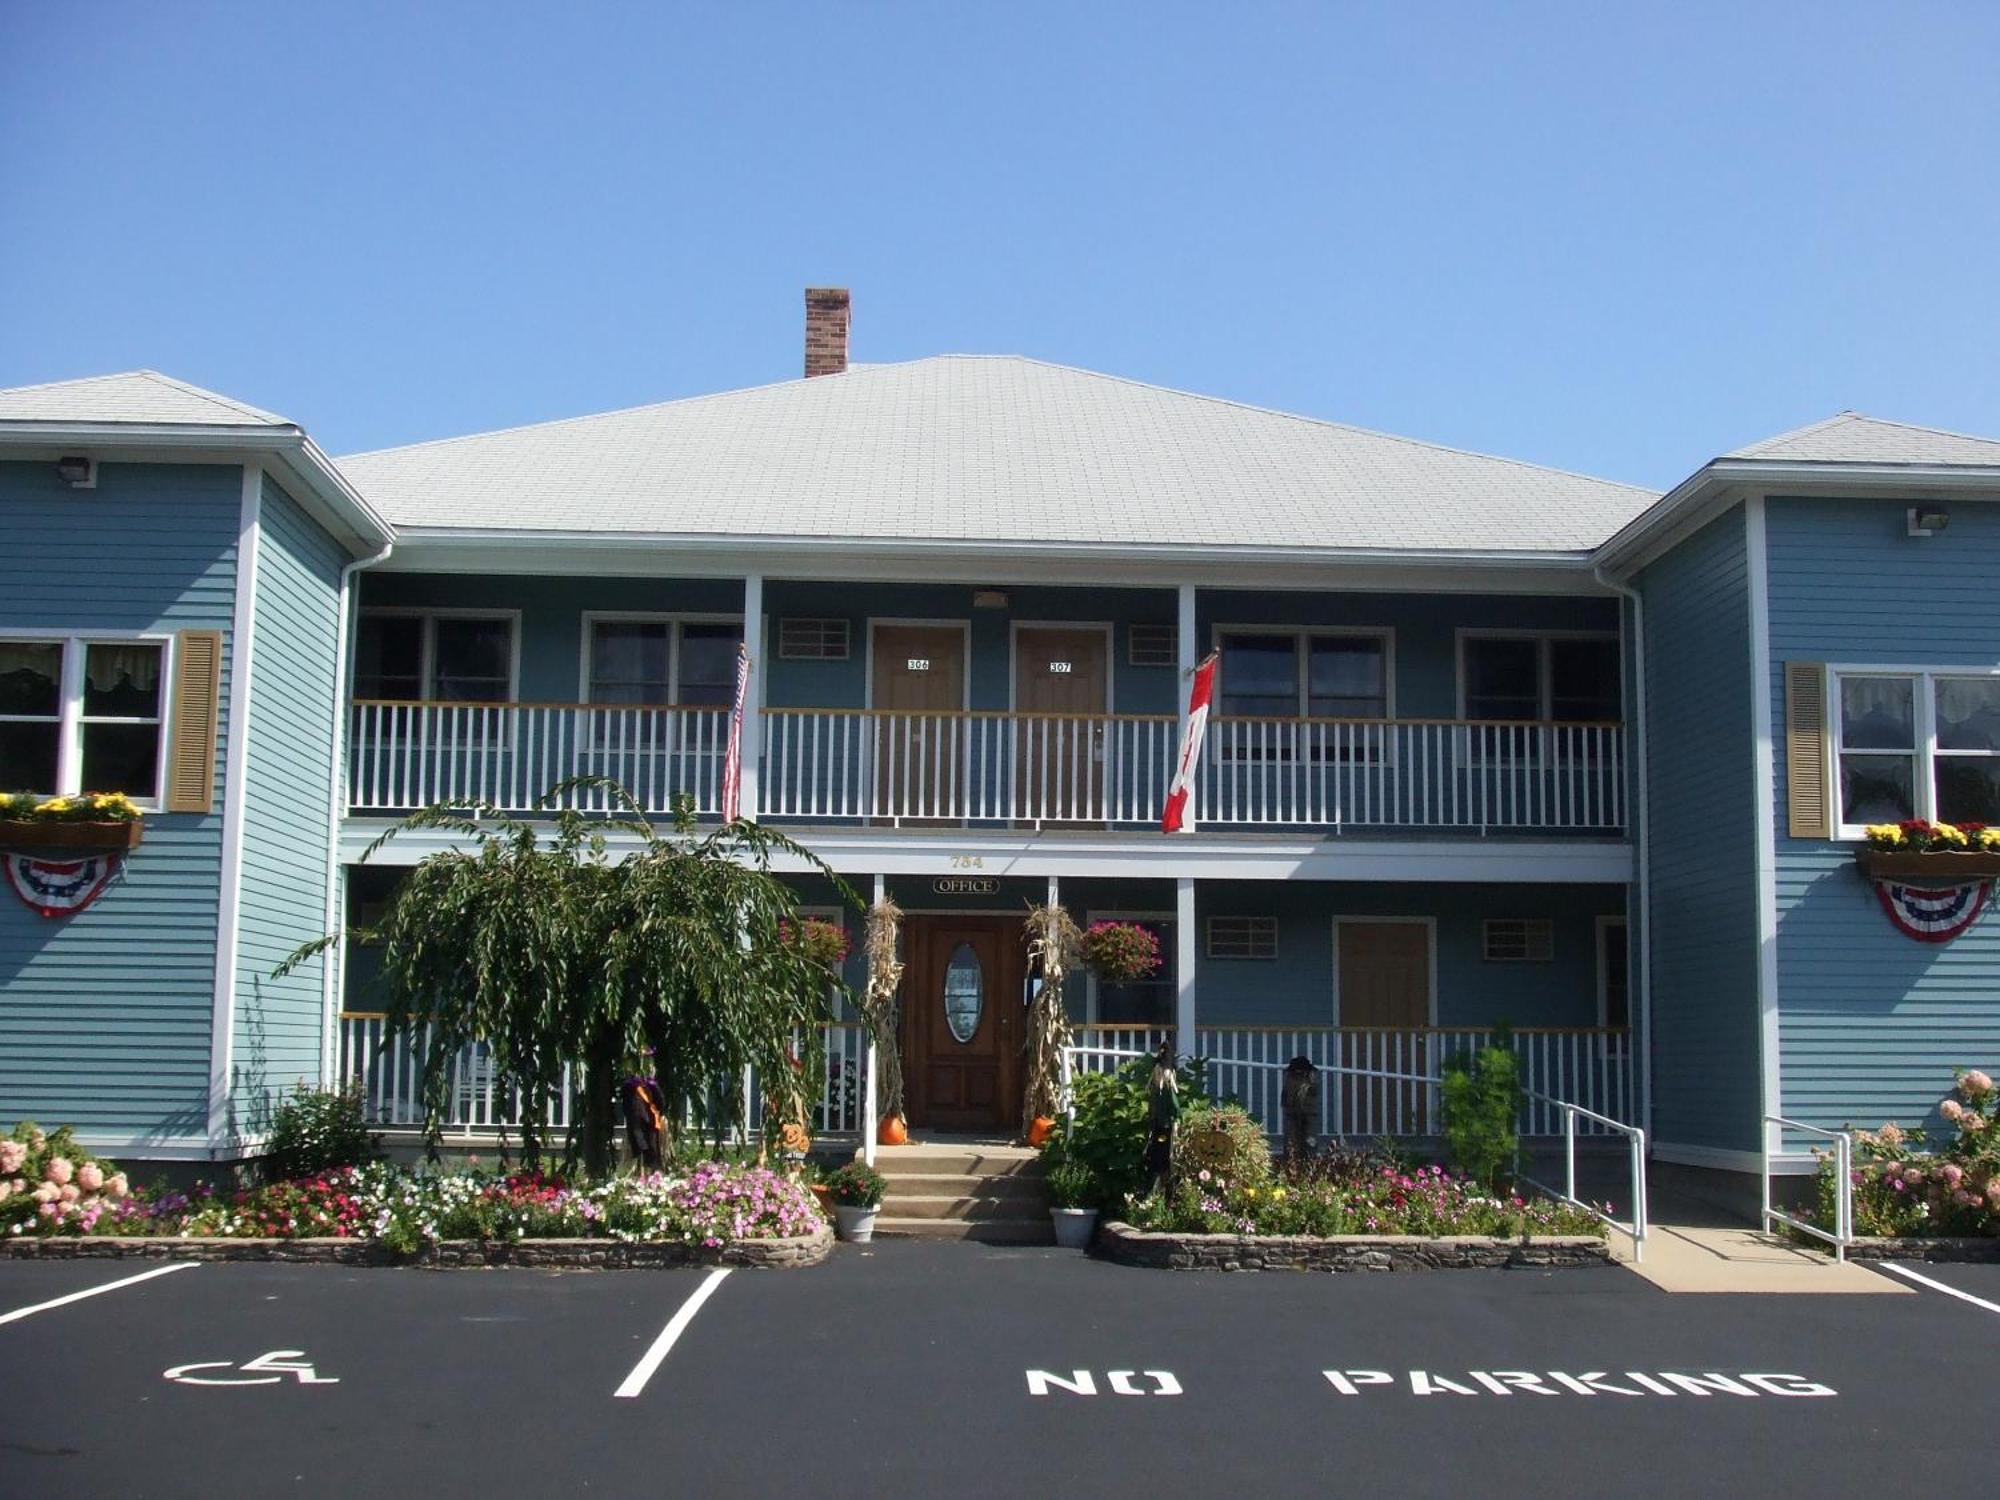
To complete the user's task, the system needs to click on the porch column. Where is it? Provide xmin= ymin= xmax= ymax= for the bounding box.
xmin=739 ymin=573 xmax=764 ymax=820
xmin=1175 ymin=876 xmax=1197 ymax=1060
xmin=1176 ymin=582 xmax=1198 ymax=832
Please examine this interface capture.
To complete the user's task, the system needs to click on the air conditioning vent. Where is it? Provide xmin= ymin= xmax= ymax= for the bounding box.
xmin=1206 ymin=915 xmax=1277 ymax=960
xmin=1482 ymin=918 xmax=1554 ymax=963
xmin=1129 ymin=624 xmax=1176 ymax=667
xmin=779 ymin=617 xmax=851 ymax=660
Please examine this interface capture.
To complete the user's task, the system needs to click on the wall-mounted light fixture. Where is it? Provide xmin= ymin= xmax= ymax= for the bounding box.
xmin=1907 ymin=505 xmax=1950 ymax=538
xmin=55 ymin=455 xmax=96 ymax=489
xmin=972 ymin=589 xmax=1009 ymax=609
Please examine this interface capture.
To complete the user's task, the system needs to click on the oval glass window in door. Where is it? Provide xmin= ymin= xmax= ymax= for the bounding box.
xmin=942 ymin=943 xmax=984 ymax=1044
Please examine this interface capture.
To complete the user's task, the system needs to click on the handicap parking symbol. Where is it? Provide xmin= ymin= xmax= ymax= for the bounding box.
xmin=163 ymin=1350 xmax=339 ymax=1387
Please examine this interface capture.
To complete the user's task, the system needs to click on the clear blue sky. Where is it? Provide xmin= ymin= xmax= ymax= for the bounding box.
xmin=3 ymin=3 xmax=1996 ymax=491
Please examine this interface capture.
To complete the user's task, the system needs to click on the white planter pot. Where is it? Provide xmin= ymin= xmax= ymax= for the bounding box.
xmin=1051 ymin=1207 xmax=1099 ymax=1249
xmin=833 ymin=1204 xmax=879 ymax=1243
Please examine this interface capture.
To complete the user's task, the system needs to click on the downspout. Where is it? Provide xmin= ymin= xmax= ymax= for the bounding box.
xmin=1594 ymin=563 xmax=1651 ymax=1143
xmin=322 ymin=538 xmax=394 ymax=1088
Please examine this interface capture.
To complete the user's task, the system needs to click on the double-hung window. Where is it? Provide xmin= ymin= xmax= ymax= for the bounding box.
xmin=1834 ymin=669 xmax=2000 ymax=830
xmin=1460 ymin=633 xmax=1620 ymax=723
xmin=0 ymin=636 xmax=167 ymax=802
xmin=1215 ymin=629 xmax=1391 ymax=760
xmin=354 ymin=612 xmax=517 ymax=703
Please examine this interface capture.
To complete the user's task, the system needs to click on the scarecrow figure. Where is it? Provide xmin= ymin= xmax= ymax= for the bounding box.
xmin=620 ymin=1069 xmax=669 ymax=1172
xmin=1144 ymin=1039 xmax=1179 ymax=1196
xmin=1281 ymin=1055 xmax=1319 ymax=1166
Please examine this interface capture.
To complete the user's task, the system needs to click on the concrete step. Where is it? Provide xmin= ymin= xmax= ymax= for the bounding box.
xmin=880 ymin=1173 xmax=1045 ymax=1200
xmin=872 ymin=1147 xmax=1042 ymax=1178
xmin=881 ymin=1193 xmax=1053 ymax=1221
xmin=872 ymin=1215 xmax=1056 ymax=1244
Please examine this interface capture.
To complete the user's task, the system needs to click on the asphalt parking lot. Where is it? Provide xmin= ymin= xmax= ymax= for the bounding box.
xmin=1 ymin=1246 xmax=1995 ymax=1499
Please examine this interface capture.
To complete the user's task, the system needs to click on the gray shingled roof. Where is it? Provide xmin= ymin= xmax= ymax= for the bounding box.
xmin=0 ymin=370 xmax=291 ymax=428
xmin=339 ymin=356 xmax=1657 ymax=554
xmin=1728 ymin=411 xmax=2000 ymax=466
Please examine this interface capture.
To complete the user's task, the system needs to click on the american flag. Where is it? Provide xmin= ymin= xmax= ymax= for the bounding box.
xmin=721 ymin=643 xmax=751 ymax=822
xmin=1161 ymin=652 xmax=1218 ymax=833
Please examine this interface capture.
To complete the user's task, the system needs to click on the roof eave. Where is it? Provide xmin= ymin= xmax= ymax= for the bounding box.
xmin=1593 ymin=458 xmax=2000 ymax=575
xmin=0 ymin=421 xmax=395 ymax=554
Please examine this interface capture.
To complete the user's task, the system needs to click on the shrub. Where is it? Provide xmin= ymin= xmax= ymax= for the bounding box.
xmin=824 ymin=1160 xmax=886 ymax=1208
xmin=266 ymin=1085 xmax=378 ymax=1179
xmin=1041 ymin=1056 xmax=1209 ymax=1204
xmin=1171 ymin=1103 xmax=1271 ymax=1193
xmin=1807 ymin=1066 xmax=2000 ymax=1239
xmin=0 ymin=1121 xmax=133 ymax=1236
xmin=1439 ymin=1036 xmax=1519 ymax=1193
xmin=1044 ymin=1159 xmax=1101 ymax=1210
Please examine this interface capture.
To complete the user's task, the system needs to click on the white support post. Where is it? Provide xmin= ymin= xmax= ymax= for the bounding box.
xmin=739 ymin=573 xmax=764 ymax=821
xmin=1176 ymin=582 xmax=1198 ymax=833
xmin=1175 ymin=876 xmax=1196 ymax=1061
xmin=864 ymin=872 xmax=885 ymax=1167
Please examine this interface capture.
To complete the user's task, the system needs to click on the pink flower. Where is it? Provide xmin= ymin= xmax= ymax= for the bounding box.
xmin=105 ymin=1173 xmax=128 ymax=1199
xmin=77 ymin=1163 xmax=103 ymax=1193
xmin=0 ymin=1182 xmax=9 ymax=1204
xmin=1961 ymin=1114 xmax=1986 ymax=1133
xmin=31 ymin=1183 xmax=58 ymax=1204
xmin=0 ymin=1141 xmax=24 ymax=1174
xmin=57 ymin=1184 xmax=79 ymax=1204
xmin=1959 ymin=1070 xmax=1994 ymax=1100
xmin=1943 ymin=1163 xmax=1965 ymax=1188
xmin=1905 ymin=1167 xmax=1926 ymax=1186
xmin=44 ymin=1157 xmax=73 ymax=1186
xmin=1941 ymin=1099 xmax=1965 ymax=1122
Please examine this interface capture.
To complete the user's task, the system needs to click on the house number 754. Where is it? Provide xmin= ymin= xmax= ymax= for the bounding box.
xmin=950 ymin=855 xmax=985 ymax=869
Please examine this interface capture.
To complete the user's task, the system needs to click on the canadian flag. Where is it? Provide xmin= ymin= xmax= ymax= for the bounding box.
xmin=1161 ymin=652 xmax=1218 ymax=833
xmin=721 ymin=643 xmax=751 ymax=822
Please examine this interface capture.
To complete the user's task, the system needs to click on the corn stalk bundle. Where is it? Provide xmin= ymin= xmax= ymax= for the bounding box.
xmin=861 ymin=898 xmax=906 ymax=1119
xmin=1021 ymin=902 xmax=1081 ymax=1125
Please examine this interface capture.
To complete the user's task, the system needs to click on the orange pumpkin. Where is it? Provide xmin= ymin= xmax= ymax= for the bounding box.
xmin=877 ymin=1113 xmax=909 ymax=1146
xmin=1026 ymin=1115 xmax=1057 ymax=1148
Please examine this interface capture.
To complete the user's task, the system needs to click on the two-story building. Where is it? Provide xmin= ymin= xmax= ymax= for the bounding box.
xmin=4 ymin=289 xmax=1997 ymax=1209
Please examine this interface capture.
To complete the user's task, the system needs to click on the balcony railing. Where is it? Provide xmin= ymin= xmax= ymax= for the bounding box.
xmin=347 ymin=701 xmax=1625 ymax=833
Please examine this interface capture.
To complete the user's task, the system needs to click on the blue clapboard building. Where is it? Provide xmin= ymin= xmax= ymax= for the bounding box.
xmin=3 ymin=289 xmax=1996 ymax=1206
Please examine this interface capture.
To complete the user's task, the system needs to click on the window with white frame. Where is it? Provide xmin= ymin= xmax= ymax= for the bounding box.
xmin=583 ymin=618 xmax=743 ymax=706
xmin=0 ymin=636 xmax=166 ymax=800
xmin=1461 ymin=634 xmax=1620 ymax=723
xmin=1217 ymin=630 xmax=1389 ymax=719
xmin=1835 ymin=669 xmax=2000 ymax=828
xmin=354 ymin=613 xmax=516 ymax=702
xmin=1206 ymin=914 xmax=1277 ymax=960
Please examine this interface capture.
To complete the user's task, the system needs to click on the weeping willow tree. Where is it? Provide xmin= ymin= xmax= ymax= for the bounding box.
xmin=284 ymin=778 xmax=859 ymax=1175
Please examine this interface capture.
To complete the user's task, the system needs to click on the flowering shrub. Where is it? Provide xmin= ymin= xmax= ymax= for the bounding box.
xmin=1126 ymin=1160 xmax=1605 ymax=1239
xmin=0 ymin=792 xmax=143 ymax=823
xmin=1863 ymin=819 xmax=2000 ymax=853
xmin=7 ymin=1157 xmax=824 ymax=1250
xmin=823 ymin=1160 xmax=886 ymax=1208
xmin=266 ymin=1085 xmax=378 ymax=1179
xmin=1081 ymin=921 xmax=1162 ymax=982
xmin=0 ymin=1123 xmax=133 ymax=1236
xmin=1810 ymin=1067 xmax=2000 ymax=1238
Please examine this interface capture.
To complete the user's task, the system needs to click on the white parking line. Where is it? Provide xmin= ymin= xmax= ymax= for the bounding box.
xmin=0 ymin=1261 xmax=199 ymax=1326
xmin=613 ymin=1268 xmax=733 ymax=1399
xmin=1876 ymin=1261 xmax=2000 ymax=1314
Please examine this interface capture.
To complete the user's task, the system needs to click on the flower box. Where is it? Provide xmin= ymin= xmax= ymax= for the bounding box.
xmin=1855 ymin=848 xmax=2000 ymax=880
xmin=0 ymin=819 xmax=144 ymax=854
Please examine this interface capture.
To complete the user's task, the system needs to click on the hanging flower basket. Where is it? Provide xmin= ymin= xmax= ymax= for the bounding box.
xmin=1082 ymin=920 xmax=1162 ymax=983
xmin=0 ymin=819 xmax=144 ymax=854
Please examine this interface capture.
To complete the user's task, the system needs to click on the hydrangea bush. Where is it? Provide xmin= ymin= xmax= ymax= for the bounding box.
xmin=1809 ymin=1067 xmax=2000 ymax=1238
xmin=0 ymin=1123 xmax=132 ymax=1236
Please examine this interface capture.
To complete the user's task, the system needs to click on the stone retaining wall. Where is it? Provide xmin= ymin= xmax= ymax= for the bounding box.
xmin=1095 ymin=1221 xmax=1610 ymax=1272
xmin=0 ymin=1227 xmax=833 ymax=1269
xmin=1845 ymin=1236 xmax=2000 ymax=1263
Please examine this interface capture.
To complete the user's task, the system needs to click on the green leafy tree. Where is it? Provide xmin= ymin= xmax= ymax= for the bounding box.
xmin=1439 ymin=1027 xmax=1521 ymax=1194
xmin=283 ymin=779 xmax=859 ymax=1175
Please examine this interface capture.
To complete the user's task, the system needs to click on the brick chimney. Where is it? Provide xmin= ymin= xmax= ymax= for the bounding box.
xmin=804 ymin=287 xmax=851 ymax=377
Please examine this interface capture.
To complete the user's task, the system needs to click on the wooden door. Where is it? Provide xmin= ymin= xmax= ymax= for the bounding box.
xmin=871 ymin=625 xmax=966 ymax=823
xmin=1336 ymin=920 xmax=1433 ymax=1135
xmin=1013 ymin=627 xmax=1108 ymax=826
xmin=903 ymin=917 xmax=1027 ymax=1133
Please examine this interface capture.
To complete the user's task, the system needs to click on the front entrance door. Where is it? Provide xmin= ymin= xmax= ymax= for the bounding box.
xmin=902 ymin=916 xmax=1028 ymax=1133
xmin=1013 ymin=626 xmax=1109 ymax=826
xmin=871 ymin=624 xmax=966 ymax=824
xmin=1335 ymin=919 xmax=1434 ymax=1134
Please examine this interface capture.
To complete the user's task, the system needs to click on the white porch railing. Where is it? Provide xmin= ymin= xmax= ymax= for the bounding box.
xmin=348 ymin=701 xmax=731 ymax=815
xmin=1516 ymin=1093 xmax=1648 ymax=1261
xmin=347 ymin=701 xmax=1626 ymax=834
xmin=336 ymin=1013 xmax=871 ymax=1140
xmin=1762 ymin=1114 xmax=1852 ymax=1260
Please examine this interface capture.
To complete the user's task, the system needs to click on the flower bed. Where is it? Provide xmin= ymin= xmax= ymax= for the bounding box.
xmin=1 ymin=1124 xmax=833 ymax=1268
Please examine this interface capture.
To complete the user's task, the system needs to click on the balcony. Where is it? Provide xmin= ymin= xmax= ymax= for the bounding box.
xmin=346 ymin=701 xmax=1626 ymax=834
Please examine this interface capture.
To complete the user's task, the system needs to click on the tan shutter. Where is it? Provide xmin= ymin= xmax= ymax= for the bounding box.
xmin=166 ymin=629 xmax=223 ymax=813
xmin=1784 ymin=661 xmax=1831 ymax=839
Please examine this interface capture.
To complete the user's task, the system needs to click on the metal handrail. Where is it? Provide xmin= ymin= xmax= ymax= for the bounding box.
xmin=1515 ymin=1089 xmax=1648 ymax=1263
xmin=1762 ymin=1114 xmax=1852 ymax=1261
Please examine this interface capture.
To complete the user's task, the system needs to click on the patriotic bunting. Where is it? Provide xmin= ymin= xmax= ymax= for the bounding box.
xmin=1872 ymin=878 xmax=1992 ymax=943
xmin=4 ymin=854 xmax=124 ymax=918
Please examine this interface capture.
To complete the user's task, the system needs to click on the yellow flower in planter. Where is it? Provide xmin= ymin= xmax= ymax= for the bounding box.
xmin=1936 ymin=824 xmax=1971 ymax=848
xmin=85 ymin=792 xmax=141 ymax=821
xmin=35 ymin=797 xmax=76 ymax=816
xmin=1864 ymin=824 xmax=1907 ymax=848
xmin=1980 ymin=829 xmax=2000 ymax=851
